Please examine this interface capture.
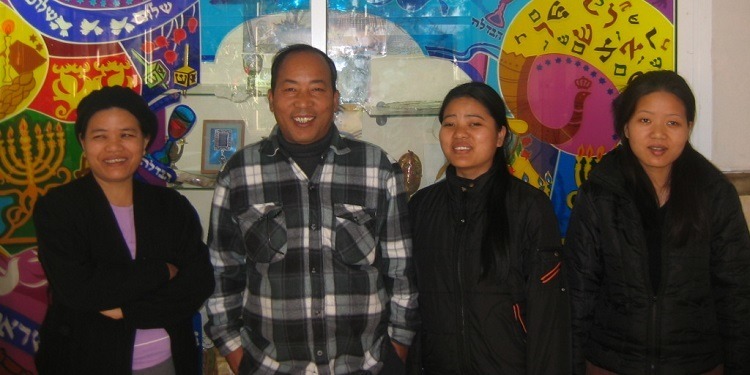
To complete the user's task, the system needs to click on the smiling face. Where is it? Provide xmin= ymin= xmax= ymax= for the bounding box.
xmin=439 ymin=97 xmax=507 ymax=180
xmin=80 ymin=108 xmax=148 ymax=189
xmin=267 ymin=51 xmax=340 ymax=145
xmin=624 ymin=90 xmax=692 ymax=184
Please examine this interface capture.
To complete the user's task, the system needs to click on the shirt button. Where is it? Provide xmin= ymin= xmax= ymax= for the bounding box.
xmin=315 ymin=310 xmax=321 ymax=316
xmin=311 ymin=267 xmax=317 ymax=274
xmin=309 ymin=184 xmax=316 ymax=191
xmin=460 ymin=219 xmax=465 ymax=223
xmin=310 ymin=223 xmax=318 ymax=231
xmin=316 ymin=349 xmax=324 ymax=357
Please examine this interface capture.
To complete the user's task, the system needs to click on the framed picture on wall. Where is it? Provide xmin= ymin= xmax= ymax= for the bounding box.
xmin=201 ymin=120 xmax=245 ymax=174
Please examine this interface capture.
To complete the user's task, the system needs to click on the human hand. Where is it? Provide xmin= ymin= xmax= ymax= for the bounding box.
xmin=225 ymin=348 xmax=243 ymax=374
xmin=391 ymin=340 xmax=408 ymax=363
xmin=167 ymin=262 xmax=179 ymax=280
xmin=100 ymin=307 xmax=124 ymax=320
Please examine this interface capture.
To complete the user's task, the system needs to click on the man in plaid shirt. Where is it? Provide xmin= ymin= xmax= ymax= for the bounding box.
xmin=204 ymin=44 xmax=419 ymax=374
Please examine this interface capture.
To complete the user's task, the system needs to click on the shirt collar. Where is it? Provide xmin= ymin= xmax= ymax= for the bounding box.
xmin=260 ymin=124 xmax=351 ymax=157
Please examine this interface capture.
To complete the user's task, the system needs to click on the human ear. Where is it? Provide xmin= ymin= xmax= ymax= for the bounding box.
xmin=496 ymin=126 xmax=508 ymax=147
xmin=143 ymin=137 xmax=150 ymax=155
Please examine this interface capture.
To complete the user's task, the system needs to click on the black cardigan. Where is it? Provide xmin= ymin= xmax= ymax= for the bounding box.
xmin=33 ymin=174 xmax=215 ymax=374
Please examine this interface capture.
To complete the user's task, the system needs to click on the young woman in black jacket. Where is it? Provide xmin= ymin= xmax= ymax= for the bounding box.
xmin=565 ymin=70 xmax=750 ymax=374
xmin=408 ymin=82 xmax=570 ymax=374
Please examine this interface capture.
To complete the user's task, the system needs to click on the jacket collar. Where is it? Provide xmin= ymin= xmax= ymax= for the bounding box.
xmin=445 ymin=164 xmax=496 ymax=204
xmin=77 ymin=173 xmax=145 ymax=260
xmin=78 ymin=172 xmax=150 ymax=207
xmin=587 ymin=146 xmax=630 ymax=197
xmin=588 ymin=144 xmax=722 ymax=197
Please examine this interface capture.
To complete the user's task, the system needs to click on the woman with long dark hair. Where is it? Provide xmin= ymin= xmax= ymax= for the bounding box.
xmin=408 ymin=82 xmax=570 ymax=374
xmin=565 ymin=70 xmax=750 ymax=374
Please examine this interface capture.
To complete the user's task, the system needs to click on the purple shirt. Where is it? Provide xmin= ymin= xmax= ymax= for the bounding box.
xmin=111 ymin=204 xmax=171 ymax=370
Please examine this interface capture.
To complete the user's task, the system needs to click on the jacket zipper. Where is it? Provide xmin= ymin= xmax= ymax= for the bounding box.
xmin=456 ymin=191 xmax=469 ymax=374
xmin=629 ymin=196 xmax=660 ymax=375
xmin=643 ymin=210 xmax=663 ymax=375
xmin=648 ymin=295 xmax=658 ymax=374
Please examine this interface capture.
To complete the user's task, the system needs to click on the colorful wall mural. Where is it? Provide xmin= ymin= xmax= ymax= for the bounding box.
xmin=0 ymin=0 xmax=673 ymax=373
xmin=0 ymin=0 xmax=201 ymax=370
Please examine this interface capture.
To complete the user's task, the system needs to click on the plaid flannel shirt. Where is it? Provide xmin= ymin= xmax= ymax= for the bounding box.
xmin=204 ymin=125 xmax=418 ymax=374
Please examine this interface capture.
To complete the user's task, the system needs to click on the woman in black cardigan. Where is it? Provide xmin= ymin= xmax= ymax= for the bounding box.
xmin=33 ymin=86 xmax=215 ymax=374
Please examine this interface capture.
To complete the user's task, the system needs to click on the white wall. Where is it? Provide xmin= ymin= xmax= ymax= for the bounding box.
xmin=711 ymin=1 xmax=750 ymax=171
xmin=677 ymin=0 xmax=750 ymax=172
xmin=677 ymin=0 xmax=712 ymax=161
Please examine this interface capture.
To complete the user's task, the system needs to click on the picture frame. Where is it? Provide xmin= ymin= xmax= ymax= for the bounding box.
xmin=201 ymin=120 xmax=245 ymax=174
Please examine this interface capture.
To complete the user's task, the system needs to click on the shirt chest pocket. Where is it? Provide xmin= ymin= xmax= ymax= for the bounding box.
xmin=236 ymin=203 xmax=287 ymax=263
xmin=333 ymin=203 xmax=377 ymax=266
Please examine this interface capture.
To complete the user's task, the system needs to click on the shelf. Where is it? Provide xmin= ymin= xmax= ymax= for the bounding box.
xmin=171 ymin=183 xmax=216 ymax=191
xmin=170 ymin=170 xmax=218 ymax=190
xmin=361 ymin=101 xmax=442 ymax=125
xmin=184 ymin=84 xmax=223 ymax=96
xmin=183 ymin=84 xmax=267 ymax=102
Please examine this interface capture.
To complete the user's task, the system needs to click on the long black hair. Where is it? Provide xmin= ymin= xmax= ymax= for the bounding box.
xmin=612 ymin=70 xmax=705 ymax=244
xmin=439 ymin=82 xmax=512 ymax=281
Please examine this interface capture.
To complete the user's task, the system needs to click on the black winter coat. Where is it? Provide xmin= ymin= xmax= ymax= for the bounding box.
xmin=565 ymin=147 xmax=750 ymax=374
xmin=33 ymin=174 xmax=215 ymax=374
xmin=408 ymin=166 xmax=570 ymax=374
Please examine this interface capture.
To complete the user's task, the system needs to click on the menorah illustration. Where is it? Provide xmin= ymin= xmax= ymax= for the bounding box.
xmin=566 ymin=144 xmax=607 ymax=209
xmin=0 ymin=118 xmax=72 ymax=244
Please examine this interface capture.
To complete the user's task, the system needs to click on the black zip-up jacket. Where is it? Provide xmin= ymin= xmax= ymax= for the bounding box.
xmin=565 ymin=147 xmax=750 ymax=374
xmin=408 ymin=166 xmax=570 ymax=374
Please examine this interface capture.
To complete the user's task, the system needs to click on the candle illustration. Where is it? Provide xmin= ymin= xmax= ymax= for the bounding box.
xmin=1 ymin=20 xmax=15 ymax=84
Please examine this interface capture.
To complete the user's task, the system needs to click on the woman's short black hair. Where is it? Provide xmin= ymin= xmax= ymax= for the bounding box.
xmin=269 ymin=44 xmax=338 ymax=92
xmin=75 ymin=86 xmax=158 ymax=148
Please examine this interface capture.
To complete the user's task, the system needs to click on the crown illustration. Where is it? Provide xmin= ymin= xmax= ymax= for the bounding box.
xmin=575 ymin=76 xmax=592 ymax=90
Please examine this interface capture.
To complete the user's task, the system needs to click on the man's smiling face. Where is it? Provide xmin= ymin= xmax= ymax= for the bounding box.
xmin=268 ymin=51 xmax=340 ymax=144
